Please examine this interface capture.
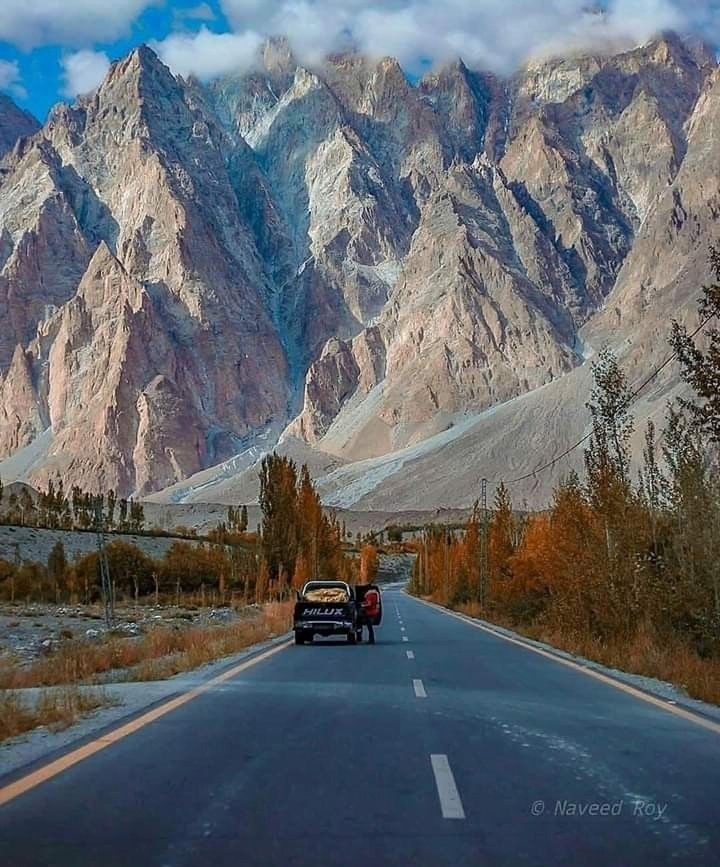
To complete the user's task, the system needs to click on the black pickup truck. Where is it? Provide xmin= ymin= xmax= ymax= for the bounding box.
xmin=294 ymin=581 xmax=383 ymax=645
xmin=294 ymin=581 xmax=361 ymax=644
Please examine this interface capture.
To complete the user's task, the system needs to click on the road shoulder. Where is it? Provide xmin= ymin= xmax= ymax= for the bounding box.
xmin=0 ymin=632 xmax=291 ymax=782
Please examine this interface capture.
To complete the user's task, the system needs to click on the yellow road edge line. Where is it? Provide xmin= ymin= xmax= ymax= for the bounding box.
xmin=409 ymin=594 xmax=720 ymax=736
xmin=0 ymin=639 xmax=292 ymax=807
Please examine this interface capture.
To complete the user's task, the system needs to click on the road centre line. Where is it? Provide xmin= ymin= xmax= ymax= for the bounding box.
xmin=413 ymin=679 xmax=427 ymax=698
xmin=406 ymin=650 xmax=415 ymax=659
xmin=430 ymin=755 xmax=466 ymax=820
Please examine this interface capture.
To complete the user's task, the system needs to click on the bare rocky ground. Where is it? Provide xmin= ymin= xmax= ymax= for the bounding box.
xmin=0 ymin=524 xmax=207 ymax=566
xmin=0 ymin=601 xmax=251 ymax=667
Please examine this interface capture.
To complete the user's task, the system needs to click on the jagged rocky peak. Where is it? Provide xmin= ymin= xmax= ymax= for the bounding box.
xmin=262 ymin=36 xmax=297 ymax=78
xmin=0 ymin=342 xmax=45 ymax=459
xmin=0 ymin=34 xmax=717 ymax=501
xmin=98 ymin=45 xmax=186 ymax=130
xmin=0 ymin=94 xmax=39 ymax=159
xmin=514 ymin=33 xmax=712 ymax=122
xmin=44 ymin=44 xmax=189 ymax=162
xmin=417 ymin=59 xmax=495 ymax=159
xmin=323 ymin=52 xmax=412 ymax=112
xmin=207 ymin=37 xmax=299 ymax=141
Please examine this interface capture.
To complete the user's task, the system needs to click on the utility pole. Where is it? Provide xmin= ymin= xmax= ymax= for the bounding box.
xmin=94 ymin=497 xmax=115 ymax=627
xmin=479 ymin=478 xmax=488 ymax=609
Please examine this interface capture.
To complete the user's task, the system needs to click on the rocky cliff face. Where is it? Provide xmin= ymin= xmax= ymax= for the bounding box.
xmin=0 ymin=95 xmax=38 ymax=159
xmin=0 ymin=49 xmax=288 ymax=495
xmin=0 ymin=35 xmax=717 ymax=501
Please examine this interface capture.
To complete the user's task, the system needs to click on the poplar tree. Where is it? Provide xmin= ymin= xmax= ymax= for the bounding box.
xmin=670 ymin=244 xmax=720 ymax=445
xmin=259 ymin=453 xmax=299 ymax=582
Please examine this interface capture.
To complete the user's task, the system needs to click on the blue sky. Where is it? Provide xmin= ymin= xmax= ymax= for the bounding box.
xmin=0 ymin=2 xmax=230 ymax=120
xmin=1 ymin=0 xmax=718 ymax=123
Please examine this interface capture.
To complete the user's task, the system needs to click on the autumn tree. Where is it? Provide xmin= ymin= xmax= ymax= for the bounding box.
xmin=292 ymin=552 xmax=312 ymax=589
xmin=507 ymin=514 xmax=554 ymax=622
xmin=463 ymin=504 xmax=481 ymax=603
xmin=359 ymin=544 xmax=379 ymax=583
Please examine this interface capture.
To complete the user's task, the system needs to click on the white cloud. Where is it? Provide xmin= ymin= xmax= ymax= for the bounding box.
xmin=151 ymin=27 xmax=264 ymax=81
xmin=218 ymin=0 xmax=719 ymax=74
xmin=0 ymin=60 xmax=26 ymax=99
xmin=183 ymin=3 xmax=217 ymax=22
xmin=61 ymin=50 xmax=111 ymax=97
xmin=0 ymin=0 xmax=158 ymax=50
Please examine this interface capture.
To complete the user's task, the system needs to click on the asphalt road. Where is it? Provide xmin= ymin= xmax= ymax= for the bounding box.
xmin=1 ymin=588 xmax=719 ymax=866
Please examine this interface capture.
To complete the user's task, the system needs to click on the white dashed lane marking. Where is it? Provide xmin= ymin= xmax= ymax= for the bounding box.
xmin=430 ymin=755 xmax=466 ymax=820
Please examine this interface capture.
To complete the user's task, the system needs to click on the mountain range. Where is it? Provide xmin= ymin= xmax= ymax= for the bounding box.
xmin=0 ymin=34 xmax=717 ymax=509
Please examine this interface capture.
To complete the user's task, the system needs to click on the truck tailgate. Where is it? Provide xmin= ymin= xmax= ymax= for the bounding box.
xmin=294 ymin=603 xmax=353 ymax=623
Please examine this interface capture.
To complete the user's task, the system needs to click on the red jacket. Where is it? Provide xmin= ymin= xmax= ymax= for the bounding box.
xmin=363 ymin=589 xmax=380 ymax=618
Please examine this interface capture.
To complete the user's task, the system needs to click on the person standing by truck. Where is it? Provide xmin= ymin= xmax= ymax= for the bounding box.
xmin=361 ymin=585 xmax=381 ymax=644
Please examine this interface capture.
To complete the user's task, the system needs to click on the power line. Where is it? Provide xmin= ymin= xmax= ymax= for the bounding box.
xmin=501 ymin=311 xmax=716 ymax=486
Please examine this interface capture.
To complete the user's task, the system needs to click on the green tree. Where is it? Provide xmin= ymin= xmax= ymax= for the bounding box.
xmin=129 ymin=500 xmax=145 ymax=532
xmin=259 ymin=453 xmax=299 ymax=583
xmin=488 ymin=482 xmax=515 ymax=593
xmin=387 ymin=526 xmax=402 ymax=543
xmin=47 ymin=540 xmax=67 ymax=601
xmin=20 ymin=488 xmax=36 ymax=528
xmin=105 ymin=541 xmax=155 ymax=598
xmin=106 ymin=489 xmax=117 ymax=528
xmin=662 ymin=405 xmax=720 ymax=639
xmin=670 ymin=245 xmax=720 ymax=444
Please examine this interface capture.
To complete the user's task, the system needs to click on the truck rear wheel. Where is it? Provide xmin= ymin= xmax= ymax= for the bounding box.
xmin=294 ymin=631 xmax=305 ymax=645
xmin=347 ymin=632 xmax=357 ymax=645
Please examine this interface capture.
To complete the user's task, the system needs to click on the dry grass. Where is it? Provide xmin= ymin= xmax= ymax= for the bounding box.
xmin=0 ymin=687 xmax=115 ymax=743
xmin=0 ymin=602 xmax=292 ymax=689
xmin=452 ymin=601 xmax=720 ymax=706
xmin=528 ymin=622 xmax=720 ymax=706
